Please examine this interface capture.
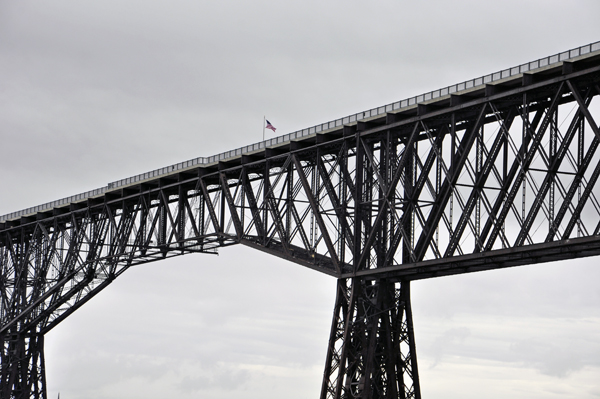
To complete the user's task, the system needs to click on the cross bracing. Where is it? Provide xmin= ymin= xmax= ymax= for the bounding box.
xmin=2 ymin=47 xmax=600 ymax=398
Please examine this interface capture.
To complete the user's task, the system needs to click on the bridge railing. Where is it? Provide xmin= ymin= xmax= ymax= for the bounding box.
xmin=2 ymin=40 xmax=600 ymax=223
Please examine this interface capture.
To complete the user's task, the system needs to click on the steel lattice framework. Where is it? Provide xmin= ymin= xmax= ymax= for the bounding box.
xmin=2 ymin=50 xmax=600 ymax=399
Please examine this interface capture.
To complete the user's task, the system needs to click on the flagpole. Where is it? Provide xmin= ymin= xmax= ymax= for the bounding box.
xmin=263 ymin=115 xmax=265 ymax=141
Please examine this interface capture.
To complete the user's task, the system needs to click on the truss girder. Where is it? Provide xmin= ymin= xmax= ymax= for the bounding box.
xmin=2 ymin=59 xmax=600 ymax=398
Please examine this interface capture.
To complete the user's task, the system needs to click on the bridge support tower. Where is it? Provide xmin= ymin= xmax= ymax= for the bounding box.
xmin=1 ymin=332 xmax=47 ymax=399
xmin=321 ymin=278 xmax=420 ymax=399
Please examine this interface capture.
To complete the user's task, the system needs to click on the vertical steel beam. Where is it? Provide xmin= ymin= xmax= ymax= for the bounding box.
xmin=0 ymin=235 xmax=47 ymax=399
xmin=320 ymin=278 xmax=420 ymax=399
xmin=1 ymin=332 xmax=47 ymax=399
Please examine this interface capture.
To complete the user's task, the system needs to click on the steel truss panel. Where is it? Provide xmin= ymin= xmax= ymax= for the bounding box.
xmin=1 ymin=54 xmax=600 ymax=398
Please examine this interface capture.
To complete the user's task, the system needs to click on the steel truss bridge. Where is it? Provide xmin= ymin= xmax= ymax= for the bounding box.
xmin=2 ymin=43 xmax=600 ymax=398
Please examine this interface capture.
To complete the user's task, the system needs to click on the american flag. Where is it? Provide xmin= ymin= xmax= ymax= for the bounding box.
xmin=265 ymin=119 xmax=276 ymax=132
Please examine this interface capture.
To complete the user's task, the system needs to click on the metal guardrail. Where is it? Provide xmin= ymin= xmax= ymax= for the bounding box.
xmin=2 ymin=41 xmax=600 ymax=223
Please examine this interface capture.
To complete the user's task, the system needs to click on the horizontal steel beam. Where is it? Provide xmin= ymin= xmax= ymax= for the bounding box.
xmin=346 ymin=235 xmax=600 ymax=281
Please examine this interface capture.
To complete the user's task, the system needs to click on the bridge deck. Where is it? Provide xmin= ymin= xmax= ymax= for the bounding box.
xmin=2 ymin=41 xmax=599 ymax=225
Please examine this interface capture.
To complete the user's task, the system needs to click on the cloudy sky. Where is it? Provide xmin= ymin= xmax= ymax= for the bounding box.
xmin=1 ymin=1 xmax=600 ymax=398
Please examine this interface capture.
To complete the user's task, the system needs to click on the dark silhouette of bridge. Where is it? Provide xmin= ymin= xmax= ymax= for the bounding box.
xmin=2 ymin=41 xmax=600 ymax=399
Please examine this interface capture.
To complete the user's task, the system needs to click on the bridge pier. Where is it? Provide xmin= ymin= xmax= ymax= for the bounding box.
xmin=321 ymin=278 xmax=420 ymax=399
xmin=0 ymin=332 xmax=47 ymax=399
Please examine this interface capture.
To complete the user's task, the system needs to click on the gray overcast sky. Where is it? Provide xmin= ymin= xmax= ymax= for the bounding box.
xmin=1 ymin=1 xmax=600 ymax=398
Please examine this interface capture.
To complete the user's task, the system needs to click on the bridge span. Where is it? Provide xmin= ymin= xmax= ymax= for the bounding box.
xmin=2 ymin=41 xmax=600 ymax=398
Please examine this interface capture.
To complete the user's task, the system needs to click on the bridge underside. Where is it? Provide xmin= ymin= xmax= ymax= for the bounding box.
xmin=2 ymin=52 xmax=600 ymax=398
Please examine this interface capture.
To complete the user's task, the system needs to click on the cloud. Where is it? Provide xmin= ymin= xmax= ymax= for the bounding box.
xmin=429 ymin=327 xmax=471 ymax=368
xmin=176 ymin=364 xmax=249 ymax=393
xmin=508 ymin=324 xmax=600 ymax=378
xmin=510 ymin=339 xmax=580 ymax=377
